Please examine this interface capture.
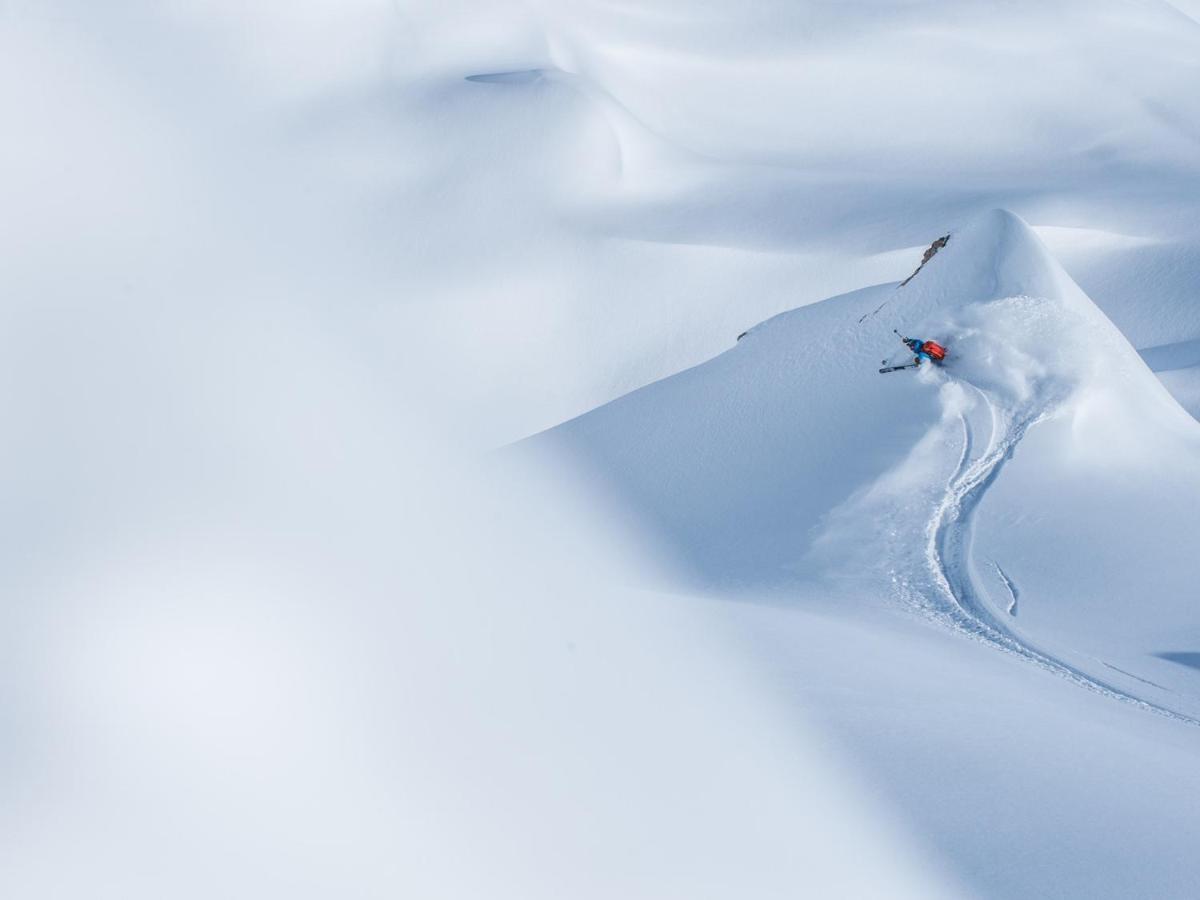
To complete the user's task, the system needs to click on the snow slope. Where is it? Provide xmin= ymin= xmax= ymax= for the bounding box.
xmin=8 ymin=2 xmax=1200 ymax=897
xmin=527 ymin=209 xmax=1200 ymax=896
xmin=383 ymin=0 xmax=1200 ymax=443
xmin=1 ymin=6 xmax=965 ymax=898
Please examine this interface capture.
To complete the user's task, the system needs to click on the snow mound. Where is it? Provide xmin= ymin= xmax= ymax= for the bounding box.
xmin=529 ymin=208 xmax=1200 ymax=719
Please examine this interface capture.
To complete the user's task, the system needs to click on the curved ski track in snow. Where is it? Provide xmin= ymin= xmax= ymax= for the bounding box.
xmin=924 ymin=382 xmax=1200 ymax=727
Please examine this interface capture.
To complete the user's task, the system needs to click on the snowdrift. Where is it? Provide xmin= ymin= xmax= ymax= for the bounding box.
xmin=530 ymin=209 xmax=1200 ymax=720
xmin=392 ymin=0 xmax=1200 ymax=443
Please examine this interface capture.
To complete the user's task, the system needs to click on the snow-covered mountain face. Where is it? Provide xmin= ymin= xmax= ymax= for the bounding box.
xmin=533 ymin=209 xmax=1200 ymax=713
xmin=528 ymin=210 xmax=1200 ymax=896
xmin=7 ymin=2 xmax=1200 ymax=898
xmin=0 ymin=6 xmax=961 ymax=898
xmin=30 ymin=0 xmax=1193 ymax=445
xmin=385 ymin=0 xmax=1200 ymax=443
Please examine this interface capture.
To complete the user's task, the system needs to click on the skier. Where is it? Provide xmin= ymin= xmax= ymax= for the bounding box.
xmin=879 ymin=331 xmax=947 ymax=373
xmin=903 ymin=336 xmax=946 ymax=366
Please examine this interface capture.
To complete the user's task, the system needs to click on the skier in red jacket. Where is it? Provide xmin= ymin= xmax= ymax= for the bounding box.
xmin=903 ymin=336 xmax=947 ymax=366
xmin=880 ymin=332 xmax=948 ymax=373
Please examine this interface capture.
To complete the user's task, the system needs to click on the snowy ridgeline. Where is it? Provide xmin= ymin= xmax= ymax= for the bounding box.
xmin=525 ymin=210 xmax=1200 ymax=897
xmin=391 ymin=0 xmax=1200 ymax=443
xmin=5 ymin=3 xmax=1200 ymax=899
xmin=531 ymin=209 xmax=1200 ymax=712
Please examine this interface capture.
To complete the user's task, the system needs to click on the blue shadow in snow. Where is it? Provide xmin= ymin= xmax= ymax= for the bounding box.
xmin=1156 ymin=652 xmax=1200 ymax=671
xmin=466 ymin=70 xmax=544 ymax=85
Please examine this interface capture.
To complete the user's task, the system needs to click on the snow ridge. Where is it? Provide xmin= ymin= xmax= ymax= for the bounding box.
xmin=534 ymin=210 xmax=1200 ymax=731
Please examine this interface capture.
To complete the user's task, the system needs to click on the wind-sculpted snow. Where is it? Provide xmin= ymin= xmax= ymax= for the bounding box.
xmin=373 ymin=0 xmax=1200 ymax=442
xmin=537 ymin=209 xmax=1200 ymax=716
xmin=13 ymin=3 xmax=1200 ymax=897
xmin=528 ymin=209 xmax=1200 ymax=893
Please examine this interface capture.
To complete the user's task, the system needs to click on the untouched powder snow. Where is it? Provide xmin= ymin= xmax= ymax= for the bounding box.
xmin=384 ymin=0 xmax=1200 ymax=443
xmin=0 ymin=7 xmax=967 ymax=898
xmin=527 ymin=209 xmax=1200 ymax=897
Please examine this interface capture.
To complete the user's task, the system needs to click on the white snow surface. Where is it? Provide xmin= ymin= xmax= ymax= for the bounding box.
xmin=529 ymin=210 xmax=1200 ymax=896
xmin=389 ymin=0 xmax=1200 ymax=444
xmin=6 ymin=1 xmax=1200 ymax=898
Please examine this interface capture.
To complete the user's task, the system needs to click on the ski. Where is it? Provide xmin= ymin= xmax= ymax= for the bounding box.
xmin=879 ymin=363 xmax=919 ymax=374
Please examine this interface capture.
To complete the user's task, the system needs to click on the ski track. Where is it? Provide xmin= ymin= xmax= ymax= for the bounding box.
xmin=922 ymin=381 xmax=1200 ymax=728
xmin=992 ymin=561 xmax=1019 ymax=616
